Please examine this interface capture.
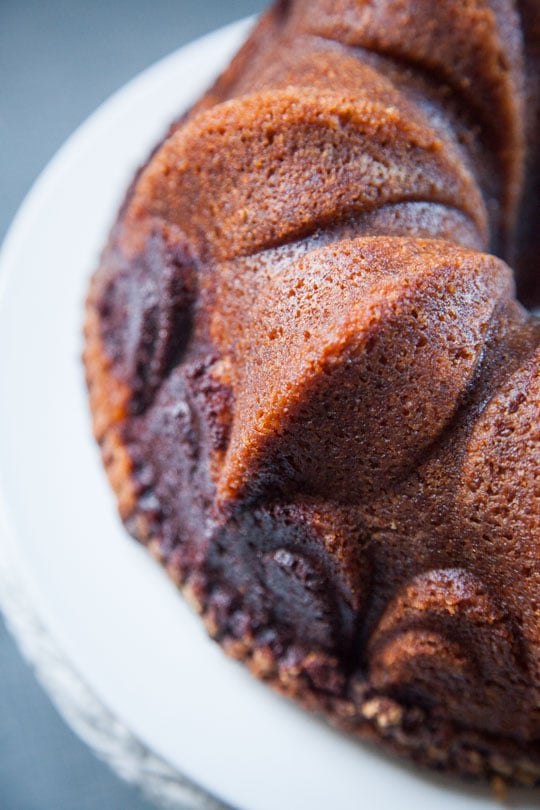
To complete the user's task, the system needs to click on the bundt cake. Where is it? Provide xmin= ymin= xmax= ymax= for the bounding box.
xmin=84 ymin=0 xmax=540 ymax=787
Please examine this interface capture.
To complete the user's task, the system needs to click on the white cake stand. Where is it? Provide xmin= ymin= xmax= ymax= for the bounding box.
xmin=0 ymin=16 xmax=538 ymax=810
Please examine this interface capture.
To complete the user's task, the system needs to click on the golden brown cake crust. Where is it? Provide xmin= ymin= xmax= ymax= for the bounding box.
xmin=84 ymin=0 xmax=540 ymax=788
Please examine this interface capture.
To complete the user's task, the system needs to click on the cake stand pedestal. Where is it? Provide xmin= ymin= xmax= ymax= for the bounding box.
xmin=0 ymin=538 xmax=232 ymax=810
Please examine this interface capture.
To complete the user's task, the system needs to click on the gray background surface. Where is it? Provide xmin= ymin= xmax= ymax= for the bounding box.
xmin=0 ymin=2 xmax=265 ymax=808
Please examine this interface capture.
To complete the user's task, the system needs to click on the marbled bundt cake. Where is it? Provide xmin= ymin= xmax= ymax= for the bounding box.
xmin=84 ymin=0 xmax=540 ymax=786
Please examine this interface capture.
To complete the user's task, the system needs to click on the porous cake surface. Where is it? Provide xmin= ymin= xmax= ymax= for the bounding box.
xmin=85 ymin=0 xmax=540 ymax=786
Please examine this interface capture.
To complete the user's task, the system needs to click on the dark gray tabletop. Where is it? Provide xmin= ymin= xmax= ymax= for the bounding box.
xmin=0 ymin=2 xmax=265 ymax=808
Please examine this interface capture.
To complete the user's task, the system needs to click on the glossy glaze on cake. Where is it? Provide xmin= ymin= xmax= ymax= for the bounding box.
xmin=85 ymin=0 xmax=540 ymax=785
